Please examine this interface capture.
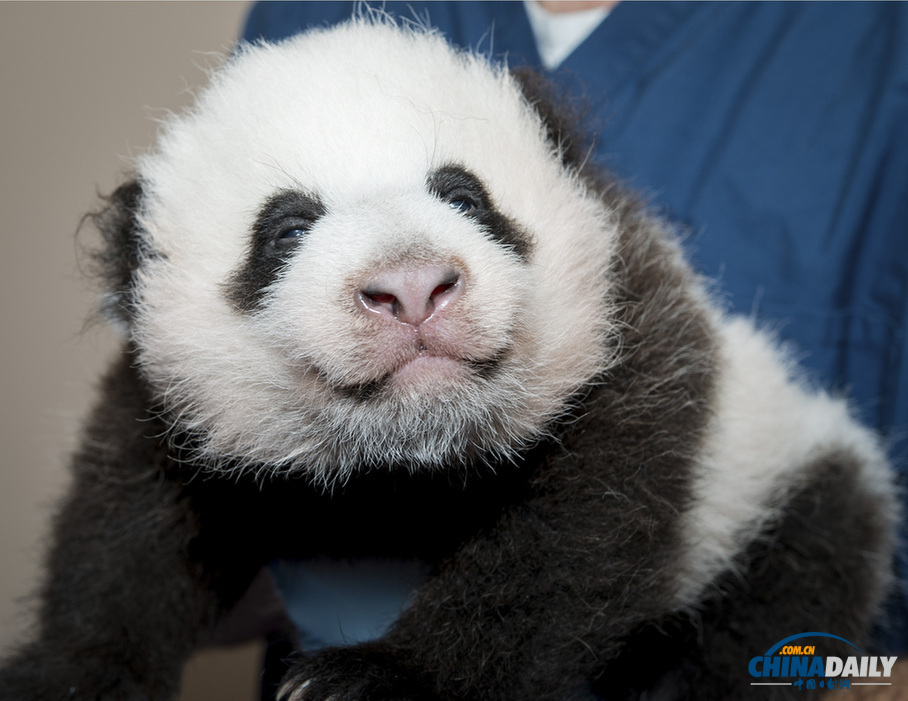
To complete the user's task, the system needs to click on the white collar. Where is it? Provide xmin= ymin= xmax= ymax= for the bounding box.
xmin=523 ymin=0 xmax=612 ymax=70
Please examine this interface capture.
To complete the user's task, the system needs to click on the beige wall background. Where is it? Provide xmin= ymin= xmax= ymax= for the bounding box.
xmin=0 ymin=3 xmax=267 ymax=699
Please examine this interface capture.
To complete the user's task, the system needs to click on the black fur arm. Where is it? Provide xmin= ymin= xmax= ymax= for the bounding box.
xmin=0 ymin=352 xmax=260 ymax=700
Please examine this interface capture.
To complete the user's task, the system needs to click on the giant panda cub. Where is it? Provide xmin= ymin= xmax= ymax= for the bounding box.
xmin=0 ymin=17 xmax=897 ymax=701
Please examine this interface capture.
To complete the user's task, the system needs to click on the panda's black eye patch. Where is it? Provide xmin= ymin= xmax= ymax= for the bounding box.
xmin=427 ymin=165 xmax=532 ymax=261
xmin=428 ymin=165 xmax=489 ymax=217
xmin=226 ymin=189 xmax=326 ymax=313
xmin=258 ymin=190 xmax=325 ymax=246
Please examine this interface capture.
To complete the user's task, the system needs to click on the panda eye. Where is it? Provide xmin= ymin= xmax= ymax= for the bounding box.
xmin=428 ymin=165 xmax=488 ymax=219
xmin=274 ymin=214 xmax=320 ymax=245
xmin=250 ymin=190 xmax=325 ymax=249
xmin=279 ymin=225 xmax=311 ymax=240
xmin=448 ymin=197 xmax=478 ymax=215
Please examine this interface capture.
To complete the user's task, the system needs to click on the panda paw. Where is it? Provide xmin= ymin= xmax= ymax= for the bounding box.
xmin=278 ymin=645 xmax=437 ymax=701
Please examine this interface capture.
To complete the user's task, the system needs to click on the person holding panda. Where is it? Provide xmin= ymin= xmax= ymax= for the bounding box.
xmin=242 ymin=0 xmax=908 ymax=686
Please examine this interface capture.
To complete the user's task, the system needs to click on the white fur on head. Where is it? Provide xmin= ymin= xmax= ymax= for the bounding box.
xmin=129 ymin=18 xmax=619 ymax=486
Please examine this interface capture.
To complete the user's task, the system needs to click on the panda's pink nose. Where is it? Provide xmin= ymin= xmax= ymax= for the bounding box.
xmin=357 ymin=265 xmax=463 ymax=326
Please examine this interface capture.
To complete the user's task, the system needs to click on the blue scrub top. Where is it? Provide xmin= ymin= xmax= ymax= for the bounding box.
xmin=244 ymin=1 xmax=908 ymax=652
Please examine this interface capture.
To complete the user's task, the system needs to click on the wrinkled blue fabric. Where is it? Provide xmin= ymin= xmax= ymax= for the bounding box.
xmin=244 ymin=1 xmax=908 ymax=652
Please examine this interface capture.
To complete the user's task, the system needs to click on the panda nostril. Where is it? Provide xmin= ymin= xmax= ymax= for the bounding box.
xmin=364 ymin=291 xmax=398 ymax=306
xmin=360 ymin=290 xmax=403 ymax=319
xmin=431 ymin=278 xmax=458 ymax=299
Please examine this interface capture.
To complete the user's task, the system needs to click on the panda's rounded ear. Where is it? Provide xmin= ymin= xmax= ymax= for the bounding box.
xmin=84 ymin=178 xmax=148 ymax=328
xmin=510 ymin=66 xmax=592 ymax=170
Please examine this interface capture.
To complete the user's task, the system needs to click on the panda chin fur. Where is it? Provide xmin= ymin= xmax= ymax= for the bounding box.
xmin=0 ymin=14 xmax=897 ymax=701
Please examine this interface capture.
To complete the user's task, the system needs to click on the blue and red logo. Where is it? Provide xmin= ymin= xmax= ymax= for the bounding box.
xmin=749 ymin=632 xmax=897 ymax=691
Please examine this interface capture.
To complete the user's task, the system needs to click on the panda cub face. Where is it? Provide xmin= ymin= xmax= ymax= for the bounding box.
xmin=127 ymin=21 xmax=619 ymax=485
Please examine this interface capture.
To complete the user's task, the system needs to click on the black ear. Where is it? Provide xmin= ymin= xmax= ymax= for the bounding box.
xmin=86 ymin=178 xmax=147 ymax=327
xmin=511 ymin=67 xmax=593 ymax=170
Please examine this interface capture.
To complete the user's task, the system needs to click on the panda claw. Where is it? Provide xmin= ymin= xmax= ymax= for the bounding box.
xmin=278 ymin=677 xmax=311 ymax=701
